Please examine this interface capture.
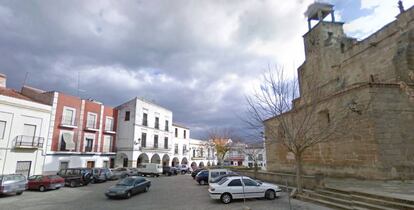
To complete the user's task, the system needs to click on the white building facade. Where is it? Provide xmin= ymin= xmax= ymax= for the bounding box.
xmin=0 ymin=75 xmax=52 ymax=176
xmin=115 ymin=98 xmax=173 ymax=168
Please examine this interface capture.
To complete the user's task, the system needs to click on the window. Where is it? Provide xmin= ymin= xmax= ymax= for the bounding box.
xmin=103 ymin=135 xmax=113 ymax=152
xmin=218 ymin=177 xmax=229 ymax=185
xmin=86 ymin=161 xmax=95 ymax=168
xmin=164 ymin=137 xmax=168 ymax=149
xmin=103 ymin=161 xmax=109 ymax=168
xmin=60 ymin=132 xmax=75 ymax=151
xmin=62 ymin=107 xmax=75 ymax=125
xmin=59 ymin=161 xmax=69 ymax=170
xmin=155 ymin=117 xmax=159 ymax=129
xmin=86 ymin=113 xmax=97 ymax=128
xmin=165 ymin=120 xmax=169 ymax=131
xmin=248 ymin=156 xmax=253 ymax=161
xmin=174 ymin=144 xmax=178 ymax=154
xmin=207 ymin=148 xmax=210 ymax=157
xmin=141 ymin=133 xmax=147 ymax=148
xmin=23 ymin=124 xmax=36 ymax=144
xmin=125 ymin=111 xmax=130 ymax=121
xmin=85 ymin=138 xmax=93 ymax=152
xmin=243 ymin=179 xmax=258 ymax=186
xmin=175 ymin=128 xmax=178 ymax=137
xmin=183 ymin=130 xmax=186 ymax=139
xmin=142 ymin=113 xmax=148 ymax=126
xmin=0 ymin=120 xmax=5 ymax=139
xmin=228 ymin=179 xmax=242 ymax=187
xmin=154 ymin=135 xmax=158 ymax=148
xmin=105 ymin=117 xmax=113 ymax=131
xmin=182 ymin=145 xmax=187 ymax=155
xmin=200 ymin=148 xmax=203 ymax=157
xmin=258 ymin=154 xmax=263 ymax=161
xmin=192 ymin=149 xmax=195 ymax=157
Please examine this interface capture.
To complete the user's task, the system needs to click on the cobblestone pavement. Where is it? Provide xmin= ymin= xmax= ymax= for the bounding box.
xmin=0 ymin=174 xmax=331 ymax=210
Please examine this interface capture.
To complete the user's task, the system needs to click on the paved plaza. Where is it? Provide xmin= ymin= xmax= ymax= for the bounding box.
xmin=0 ymin=174 xmax=331 ymax=210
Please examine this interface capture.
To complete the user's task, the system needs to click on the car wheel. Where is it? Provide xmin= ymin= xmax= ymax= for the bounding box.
xmin=125 ymin=191 xmax=131 ymax=199
xmin=221 ymin=193 xmax=232 ymax=204
xmin=39 ymin=185 xmax=46 ymax=192
xmin=144 ymin=186 xmax=149 ymax=192
xmin=16 ymin=191 xmax=23 ymax=195
xmin=70 ymin=181 xmax=76 ymax=188
xmin=200 ymin=180 xmax=206 ymax=185
xmin=265 ymin=190 xmax=276 ymax=200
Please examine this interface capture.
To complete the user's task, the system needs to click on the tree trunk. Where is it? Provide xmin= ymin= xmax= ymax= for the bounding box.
xmin=295 ymin=153 xmax=303 ymax=193
xmin=254 ymin=160 xmax=258 ymax=179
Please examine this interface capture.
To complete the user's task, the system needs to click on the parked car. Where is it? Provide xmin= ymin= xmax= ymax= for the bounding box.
xmin=209 ymin=172 xmax=239 ymax=183
xmin=27 ymin=175 xmax=64 ymax=192
xmin=175 ymin=164 xmax=190 ymax=174
xmin=195 ymin=170 xmax=209 ymax=185
xmin=57 ymin=168 xmax=92 ymax=187
xmin=90 ymin=168 xmax=112 ymax=183
xmin=0 ymin=174 xmax=27 ymax=195
xmin=136 ymin=163 xmax=162 ymax=177
xmin=111 ymin=168 xmax=135 ymax=179
xmin=191 ymin=168 xmax=204 ymax=179
xmin=105 ymin=177 xmax=151 ymax=199
xmin=162 ymin=166 xmax=178 ymax=176
xmin=208 ymin=176 xmax=282 ymax=204
xmin=209 ymin=169 xmax=232 ymax=183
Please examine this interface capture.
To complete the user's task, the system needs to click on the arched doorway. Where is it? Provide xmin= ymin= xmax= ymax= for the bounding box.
xmin=199 ymin=162 xmax=204 ymax=168
xmin=191 ymin=162 xmax=197 ymax=169
xmin=116 ymin=153 xmax=129 ymax=167
xmin=151 ymin=154 xmax=161 ymax=164
xmin=181 ymin=157 xmax=188 ymax=165
xmin=172 ymin=157 xmax=179 ymax=167
xmin=162 ymin=154 xmax=170 ymax=166
xmin=207 ymin=161 xmax=211 ymax=166
xmin=137 ymin=153 xmax=149 ymax=167
xmin=212 ymin=162 xmax=216 ymax=166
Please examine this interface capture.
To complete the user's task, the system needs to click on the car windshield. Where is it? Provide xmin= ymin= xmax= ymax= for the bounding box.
xmin=117 ymin=178 xmax=135 ymax=186
xmin=218 ymin=177 xmax=228 ymax=185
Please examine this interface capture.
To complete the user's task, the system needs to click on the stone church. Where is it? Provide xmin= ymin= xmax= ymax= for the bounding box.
xmin=265 ymin=3 xmax=414 ymax=180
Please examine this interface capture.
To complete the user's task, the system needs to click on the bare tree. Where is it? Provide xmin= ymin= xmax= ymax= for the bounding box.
xmin=207 ymin=128 xmax=234 ymax=166
xmin=237 ymin=142 xmax=264 ymax=179
xmin=245 ymin=66 xmax=351 ymax=193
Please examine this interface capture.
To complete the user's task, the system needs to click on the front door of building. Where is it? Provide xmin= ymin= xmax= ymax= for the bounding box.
xmin=123 ymin=158 xmax=128 ymax=167
xmin=86 ymin=161 xmax=95 ymax=168
xmin=16 ymin=161 xmax=31 ymax=177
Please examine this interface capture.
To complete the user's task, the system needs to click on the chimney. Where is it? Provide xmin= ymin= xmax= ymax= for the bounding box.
xmin=0 ymin=73 xmax=6 ymax=88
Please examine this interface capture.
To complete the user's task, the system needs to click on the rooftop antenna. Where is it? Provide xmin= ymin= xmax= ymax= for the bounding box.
xmin=398 ymin=0 xmax=405 ymax=13
xmin=77 ymin=71 xmax=86 ymax=97
xmin=22 ymin=72 xmax=29 ymax=87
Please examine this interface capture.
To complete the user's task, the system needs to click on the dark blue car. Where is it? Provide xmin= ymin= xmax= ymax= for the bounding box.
xmin=195 ymin=170 xmax=209 ymax=185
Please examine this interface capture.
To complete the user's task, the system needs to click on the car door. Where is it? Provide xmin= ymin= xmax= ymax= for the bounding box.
xmin=133 ymin=179 xmax=143 ymax=194
xmin=242 ymin=178 xmax=262 ymax=198
xmin=227 ymin=178 xmax=244 ymax=199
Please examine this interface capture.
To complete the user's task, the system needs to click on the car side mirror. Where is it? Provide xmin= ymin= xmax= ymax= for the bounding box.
xmin=257 ymin=183 xmax=261 ymax=186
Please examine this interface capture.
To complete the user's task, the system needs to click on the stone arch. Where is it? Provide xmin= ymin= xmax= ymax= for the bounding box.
xmin=162 ymin=154 xmax=170 ymax=166
xmin=191 ymin=162 xmax=197 ymax=169
xmin=207 ymin=161 xmax=211 ymax=166
xmin=116 ymin=153 xmax=129 ymax=167
xmin=172 ymin=157 xmax=179 ymax=167
xmin=151 ymin=154 xmax=161 ymax=164
xmin=181 ymin=157 xmax=188 ymax=165
xmin=137 ymin=153 xmax=149 ymax=167
xmin=199 ymin=162 xmax=204 ymax=168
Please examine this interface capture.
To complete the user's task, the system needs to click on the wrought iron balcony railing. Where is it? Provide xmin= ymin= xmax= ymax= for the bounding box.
xmin=14 ymin=135 xmax=44 ymax=148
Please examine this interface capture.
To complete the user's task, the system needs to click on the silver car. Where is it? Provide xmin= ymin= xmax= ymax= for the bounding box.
xmin=0 ymin=174 xmax=27 ymax=195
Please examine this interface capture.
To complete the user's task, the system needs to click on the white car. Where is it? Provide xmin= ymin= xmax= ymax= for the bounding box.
xmin=208 ymin=176 xmax=282 ymax=204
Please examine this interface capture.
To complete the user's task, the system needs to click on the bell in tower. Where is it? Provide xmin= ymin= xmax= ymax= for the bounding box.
xmin=305 ymin=2 xmax=335 ymax=30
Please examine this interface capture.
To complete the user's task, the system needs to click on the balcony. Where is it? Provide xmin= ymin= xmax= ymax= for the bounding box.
xmin=191 ymin=156 xmax=205 ymax=160
xmin=228 ymin=155 xmax=245 ymax=161
xmin=14 ymin=135 xmax=44 ymax=149
xmin=140 ymin=145 xmax=172 ymax=152
xmin=60 ymin=116 xmax=77 ymax=129
xmin=104 ymin=128 xmax=116 ymax=134
xmin=85 ymin=120 xmax=99 ymax=132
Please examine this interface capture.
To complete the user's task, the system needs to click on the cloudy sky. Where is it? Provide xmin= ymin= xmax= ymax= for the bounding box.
xmin=1 ymin=0 xmax=413 ymax=139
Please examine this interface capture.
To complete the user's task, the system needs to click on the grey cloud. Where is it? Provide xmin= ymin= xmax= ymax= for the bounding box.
xmin=0 ymin=0 xmax=312 ymax=139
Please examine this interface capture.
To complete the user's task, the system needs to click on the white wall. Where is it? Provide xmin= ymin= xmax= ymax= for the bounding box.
xmin=0 ymin=95 xmax=51 ymax=176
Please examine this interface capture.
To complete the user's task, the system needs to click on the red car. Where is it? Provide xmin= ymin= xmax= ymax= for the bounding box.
xmin=28 ymin=175 xmax=65 ymax=192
